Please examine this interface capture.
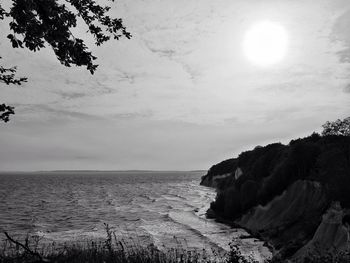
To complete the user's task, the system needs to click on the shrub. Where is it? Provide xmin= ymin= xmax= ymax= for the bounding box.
xmin=0 ymin=228 xmax=226 ymax=263
xmin=322 ymin=117 xmax=350 ymax=136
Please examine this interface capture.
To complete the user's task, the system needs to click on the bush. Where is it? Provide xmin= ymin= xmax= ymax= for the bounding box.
xmin=0 ymin=227 xmax=224 ymax=263
xmin=322 ymin=117 xmax=350 ymax=136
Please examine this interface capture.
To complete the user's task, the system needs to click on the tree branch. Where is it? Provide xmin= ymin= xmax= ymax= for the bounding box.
xmin=3 ymin=231 xmax=49 ymax=262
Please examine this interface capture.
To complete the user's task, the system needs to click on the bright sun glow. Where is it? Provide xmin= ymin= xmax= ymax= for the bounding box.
xmin=243 ymin=21 xmax=288 ymax=67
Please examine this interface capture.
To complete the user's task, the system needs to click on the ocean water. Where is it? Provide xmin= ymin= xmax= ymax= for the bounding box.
xmin=0 ymin=171 xmax=270 ymax=260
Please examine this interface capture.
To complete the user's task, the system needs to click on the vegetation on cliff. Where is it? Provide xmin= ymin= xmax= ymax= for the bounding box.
xmin=204 ymin=133 xmax=350 ymax=220
xmin=201 ymin=117 xmax=350 ymax=259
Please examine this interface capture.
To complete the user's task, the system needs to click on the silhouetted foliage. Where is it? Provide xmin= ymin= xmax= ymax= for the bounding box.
xmin=0 ymin=57 xmax=27 ymax=85
xmin=1 ymin=0 xmax=130 ymax=73
xmin=207 ymin=158 xmax=237 ymax=177
xmin=0 ymin=227 xmax=233 ymax=263
xmin=3 ymin=229 xmax=350 ymax=263
xmin=240 ymin=180 xmax=258 ymax=210
xmin=0 ymin=103 xmax=15 ymax=122
xmin=0 ymin=56 xmax=27 ymax=122
xmin=204 ymin=133 xmax=350 ymax=261
xmin=0 ymin=0 xmax=131 ymax=122
xmin=226 ymin=240 xmax=252 ymax=263
xmin=200 ymin=158 xmax=237 ymax=187
xmin=259 ymin=141 xmax=321 ymax=203
xmin=208 ymin=134 xmax=350 ymax=218
xmin=322 ymin=117 xmax=350 ymax=136
xmin=223 ymin=187 xmax=242 ymax=219
xmin=312 ymin=136 xmax=350 ymax=207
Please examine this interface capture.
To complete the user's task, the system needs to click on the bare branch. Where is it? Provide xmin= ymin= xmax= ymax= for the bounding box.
xmin=3 ymin=231 xmax=49 ymax=262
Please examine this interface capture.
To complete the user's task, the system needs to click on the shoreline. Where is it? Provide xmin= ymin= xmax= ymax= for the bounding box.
xmin=207 ymin=208 xmax=276 ymax=260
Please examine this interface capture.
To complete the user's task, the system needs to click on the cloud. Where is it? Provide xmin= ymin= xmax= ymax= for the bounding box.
xmin=111 ymin=111 xmax=153 ymax=120
xmin=143 ymin=40 xmax=177 ymax=58
xmin=15 ymin=104 xmax=101 ymax=121
xmin=331 ymin=8 xmax=350 ymax=62
xmin=344 ymin=84 xmax=350 ymax=93
xmin=55 ymin=91 xmax=87 ymax=100
xmin=1 ymin=0 xmax=350 ymax=170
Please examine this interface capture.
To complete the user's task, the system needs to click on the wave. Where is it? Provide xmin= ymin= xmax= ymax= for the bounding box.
xmin=1 ymin=172 xmax=270 ymax=261
xmin=167 ymin=210 xmax=232 ymax=251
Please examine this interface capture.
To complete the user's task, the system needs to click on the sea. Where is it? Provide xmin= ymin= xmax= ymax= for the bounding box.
xmin=0 ymin=171 xmax=270 ymax=261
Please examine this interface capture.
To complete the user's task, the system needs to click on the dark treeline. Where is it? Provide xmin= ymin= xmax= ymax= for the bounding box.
xmin=201 ymin=118 xmax=350 ymax=260
xmin=207 ymin=134 xmax=350 ymax=219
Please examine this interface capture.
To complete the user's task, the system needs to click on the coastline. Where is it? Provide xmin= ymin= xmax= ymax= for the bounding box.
xmin=206 ymin=208 xmax=274 ymax=262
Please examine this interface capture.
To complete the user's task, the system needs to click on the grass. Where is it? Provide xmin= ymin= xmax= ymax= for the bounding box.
xmin=0 ymin=224 xmax=232 ymax=263
xmin=1 ymin=224 xmax=350 ymax=263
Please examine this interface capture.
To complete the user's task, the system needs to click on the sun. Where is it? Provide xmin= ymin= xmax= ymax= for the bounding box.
xmin=243 ymin=21 xmax=288 ymax=67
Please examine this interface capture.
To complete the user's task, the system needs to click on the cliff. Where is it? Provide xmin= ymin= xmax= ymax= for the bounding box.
xmin=294 ymin=202 xmax=349 ymax=258
xmin=201 ymin=134 xmax=350 ymax=259
xmin=200 ymin=158 xmax=238 ymax=188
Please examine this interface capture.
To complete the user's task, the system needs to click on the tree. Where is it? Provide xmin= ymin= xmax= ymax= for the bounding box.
xmin=0 ymin=56 xmax=28 ymax=122
xmin=0 ymin=104 xmax=15 ymax=123
xmin=322 ymin=117 xmax=350 ymax=136
xmin=0 ymin=0 xmax=131 ymax=122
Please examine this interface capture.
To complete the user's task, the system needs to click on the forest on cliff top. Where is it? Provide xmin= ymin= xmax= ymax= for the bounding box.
xmin=203 ymin=122 xmax=350 ymax=220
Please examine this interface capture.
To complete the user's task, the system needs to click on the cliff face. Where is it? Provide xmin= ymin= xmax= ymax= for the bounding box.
xmin=238 ymin=180 xmax=329 ymax=258
xmin=200 ymin=158 xmax=237 ymax=188
xmin=203 ymin=134 xmax=350 ymax=259
xmin=294 ymin=202 xmax=349 ymax=259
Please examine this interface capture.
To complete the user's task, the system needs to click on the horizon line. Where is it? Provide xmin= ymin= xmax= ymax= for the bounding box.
xmin=0 ymin=169 xmax=207 ymax=173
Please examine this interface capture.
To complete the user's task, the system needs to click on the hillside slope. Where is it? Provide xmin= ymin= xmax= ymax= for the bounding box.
xmin=201 ymin=134 xmax=350 ymax=259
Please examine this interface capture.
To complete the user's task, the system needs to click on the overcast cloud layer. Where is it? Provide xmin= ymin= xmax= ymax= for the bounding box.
xmin=1 ymin=0 xmax=350 ymax=171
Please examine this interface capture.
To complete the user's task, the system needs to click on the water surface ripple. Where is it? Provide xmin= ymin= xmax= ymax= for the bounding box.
xmin=0 ymin=171 xmax=270 ymax=261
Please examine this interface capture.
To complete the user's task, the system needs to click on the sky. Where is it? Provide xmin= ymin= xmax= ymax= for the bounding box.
xmin=0 ymin=0 xmax=350 ymax=171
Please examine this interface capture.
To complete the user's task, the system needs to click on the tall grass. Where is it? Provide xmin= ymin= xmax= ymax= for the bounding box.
xmin=0 ymin=224 xmax=232 ymax=263
xmin=1 ymin=224 xmax=349 ymax=263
